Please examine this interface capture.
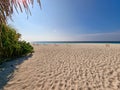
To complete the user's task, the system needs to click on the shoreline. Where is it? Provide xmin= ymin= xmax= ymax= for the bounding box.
xmin=31 ymin=41 xmax=120 ymax=45
xmin=31 ymin=43 xmax=120 ymax=46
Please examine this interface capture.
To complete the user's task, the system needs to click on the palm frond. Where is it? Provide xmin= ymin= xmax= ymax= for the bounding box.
xmin=0 ymin=0 xmax=41 ymax=24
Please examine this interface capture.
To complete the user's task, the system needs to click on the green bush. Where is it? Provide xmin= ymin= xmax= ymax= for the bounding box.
xmin=0 ymin=24 xmax=34 ymax=63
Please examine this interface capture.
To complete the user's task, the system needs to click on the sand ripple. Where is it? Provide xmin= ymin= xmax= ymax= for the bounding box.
xmin=4 ymin=44 xmax=120 ymax=90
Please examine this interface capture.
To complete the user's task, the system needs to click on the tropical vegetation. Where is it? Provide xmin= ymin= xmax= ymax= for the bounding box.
xmin=0 ymin=0 xmax=41 ymax=24
xmin=0 ymin=24 xmax=33 ymax=64
xmin=0 ymin=0 xmax=41 ymax=64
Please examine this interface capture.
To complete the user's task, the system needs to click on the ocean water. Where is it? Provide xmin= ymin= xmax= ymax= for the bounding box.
xmin=32 ymin=41 xmax=120 ymax=44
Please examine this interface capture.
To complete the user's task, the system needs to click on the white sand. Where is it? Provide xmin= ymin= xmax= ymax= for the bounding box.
xmin=3 ymin=44 xmax=120 ymax=90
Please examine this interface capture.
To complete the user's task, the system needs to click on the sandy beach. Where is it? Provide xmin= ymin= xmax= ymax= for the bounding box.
xmin=3 ymin=44 xmax=120 ymax=90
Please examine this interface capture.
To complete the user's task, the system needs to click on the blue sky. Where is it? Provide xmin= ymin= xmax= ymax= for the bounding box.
xmin=8 ymin=0 xmax=120 ymax=41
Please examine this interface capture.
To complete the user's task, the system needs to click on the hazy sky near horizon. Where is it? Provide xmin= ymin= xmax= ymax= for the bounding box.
xmin=8 ymin=0 xmax=120 ymax=41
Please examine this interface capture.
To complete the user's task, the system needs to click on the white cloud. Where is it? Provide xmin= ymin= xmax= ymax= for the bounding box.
xmin=21 ymin=31 xmax=120 ymax=42
xmin=74 ymin=31 xmax=120 ymax=41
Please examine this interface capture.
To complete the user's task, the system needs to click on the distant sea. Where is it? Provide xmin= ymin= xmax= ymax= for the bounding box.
xmin=32 ymin=41 xmax=120 ymax=44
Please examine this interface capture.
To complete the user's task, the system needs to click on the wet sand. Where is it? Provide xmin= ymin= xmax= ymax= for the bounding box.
xmin=3 ymin=44 xmax=120 ymax=90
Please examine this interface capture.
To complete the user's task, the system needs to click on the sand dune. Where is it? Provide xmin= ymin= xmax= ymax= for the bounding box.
xmin=3 ymin=44 xmax=120 ymax=90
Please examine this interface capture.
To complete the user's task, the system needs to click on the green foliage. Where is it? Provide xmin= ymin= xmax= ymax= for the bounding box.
xmin=0 ymin=24 xmax=34 ymax=63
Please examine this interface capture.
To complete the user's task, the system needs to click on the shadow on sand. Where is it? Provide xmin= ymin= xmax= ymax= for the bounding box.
xmin=0 ymin=54 xmax=33 ymax=90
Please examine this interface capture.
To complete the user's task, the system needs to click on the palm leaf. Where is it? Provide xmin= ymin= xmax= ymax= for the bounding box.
xmin=0 ymin=0 xmax=41 ymax=24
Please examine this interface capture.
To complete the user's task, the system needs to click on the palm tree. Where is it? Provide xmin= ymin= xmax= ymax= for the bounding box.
xmin=0 ymin=0 xmax=40 ymax=62
xmin=0 ymin=0 xmax=41 ymax=47
xmin=0 ymin=0 xmax=41 ymax=24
